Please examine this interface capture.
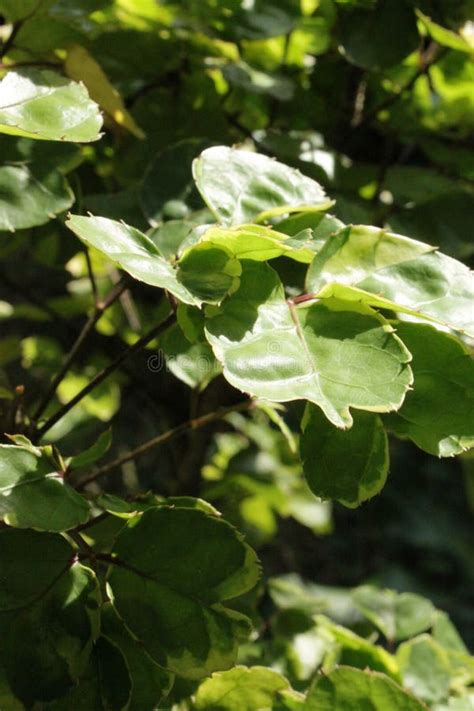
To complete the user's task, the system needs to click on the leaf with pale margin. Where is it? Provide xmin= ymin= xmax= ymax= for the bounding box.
xmin=45 ymin=637 xmax=131 ymax=711
xmin=0 ymin=444 xmax=90 ymax=531
xmin=307 ymin=225 xmax=474 ymax=337
xmin=66 ymin=215 xmax=201 ymax=305
xmin=304 ymin=666 xmax=427 ymax=710
xmin=205 ymin=261 xmax=412 ymax=429
xmin=101 ymin=603 xmax=174 ymax=711
xmin=108 ymin=507 xmax=260 ymax=679
xmin=0 ymin=69 xmax=102 ymax=142
xmin=352 ymin=585 xmax=435 ymax=642
xmin=195 ymin=666 xmax=302 ymax=710
xmin=300 ymin=405 xmax=389 ymax=507
xmin=0 ymin=164 xmax=73 ymax=232
xmin=179 ymin=223 xmax=318 ymax=265
xmin=0 ymin=563 xmax=100 ymax=706
xmin=193 ymin=146 xmax=332 ymax=226
xmin=384 ymin=324 xmax=474 ymax=457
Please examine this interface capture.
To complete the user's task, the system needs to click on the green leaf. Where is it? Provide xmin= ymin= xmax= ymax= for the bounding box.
xmin=352 ymin=585 xmax=435 ymax=642
xmin=0 ymin=163 xmax=73 ymax=232
xmin=205 ymin=261 xmax=412 ymax=429
xmin=141 ymin=139 xmax=209 ymax=226
xmin=316 ymin=616 xmax=400 ymax=679
xmin=0 ymin=443 xmax=90 ymax=531
xmin=45 ymin=636 xmax=131 ymax=711
xmin=179 ymin=223 xmax=319 ymax=264
xmin=193 ymin=146 xmax=332 ymax=226
xmin=397 ymin=635 xmax=452 ymax=704
xmin=161 ymin=322 xmax=220 ymax=390
xmin=300 ymin=405 xmax=389 ymax=507
xmin=101 ymin=603 xmax=174 ymax=711
xmin=107 ymin=506 xmax=260 ymax=679
xmin=0 ymin=69 xmax=103 ymax=143
xmin=338 ymin=0 xmax=419 ymax=70
xmin=0 ymin=0 xmax=50 ymax=21
xmin=194 ymin=665 xmax=301 ymax=710
xmin=0 ymin=563 xmax=100 ymax=705
xmin=416 ymin=10 xmax=474 ymax=53
xmin=306 ymin=225 xmax=474 ymax=337
xmin=69 ymin=429 xmax=112 ymax=470
xmin=177 ymin=242 xmax=242 ymax=304
xmin=0 ymin=528 xmax=73 ymax=611
xmin=385 ymin=323 xmax=474 ymax=457
xmin=304 ymin=666 xmax=427 ymax=710
xmin=65 ymin=215 xmax=201 ymax=305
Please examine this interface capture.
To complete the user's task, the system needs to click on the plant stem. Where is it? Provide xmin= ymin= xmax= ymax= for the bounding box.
xmin=76 ymin=399 xmax=254 ymax=489
xmin=0 ymin=21 xmax=23 ymax=59
xmin=36 ymin=312 xmax=177 ymax=440
xmin=32 ymin=278 xmax=129 ymax=422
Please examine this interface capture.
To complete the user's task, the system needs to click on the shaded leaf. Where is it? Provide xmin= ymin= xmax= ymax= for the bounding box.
xmin=108 ymin=507 xmax=260 ymax=679
xmin=69 ymin=429 xmax=112 ymax=471
xmin=300 ymin=405 xmax=389 ymax=507
xmin=385 ymin=324 xmax=474 ymax=457
xmin=161 ymin=322 xmax=220 ymax=390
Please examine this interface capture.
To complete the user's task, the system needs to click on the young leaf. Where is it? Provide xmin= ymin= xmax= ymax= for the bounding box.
xmin=177 ymin=243 xmax=242 ymax=304
xmin=65 ymin=214 xmax=201 ymax=305
xmin=69 ymin=429 xmax=112 ymax=470
xmin=194 ymin=666 xmax=301 ymax=710
xmin=107 ymin=506 xmax=260 ymax=679
xmin=193 ymin=146 xmax=332 ymax=226
xmin=0 ymin=164 xmax=73 ymax=232
xmin=304 ymin=666 xmax=427 ymax=710
xmin=0 ymin=69 xmax=103 ymax=143
xmin=0 ymin=563 xmax=100 ymax=706
xmin=385 ymin=324 xmax=474 ymax=457
xmin=0 ymin=443 xmax=90 ymax=531
xmin=307 ymin=225 xmax=474 ymax=337
xmin=300 ymin=405 xmax=389 ymax=507
xmin=205 ymin=261 xmax=412 ymax=429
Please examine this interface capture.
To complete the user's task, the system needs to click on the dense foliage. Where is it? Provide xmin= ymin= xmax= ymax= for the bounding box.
xmin=0 ymin=0 xmax=473 ymax=708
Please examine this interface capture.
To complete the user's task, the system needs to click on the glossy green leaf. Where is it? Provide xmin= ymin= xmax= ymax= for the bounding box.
xmin=300 ymin=405 xmax=389 ymax=507
xmin=385 ymin=323 xmax=474 ymax=457
xmin=0 ymin=69 xmax=102 ymax=142
xmin=397 ymin=635 xmax=452 ymax=704
xmin=179 ymin=223 xmax=318 ymax=265
xmin=338 ymin=0 xmax=419 ymax=69
xmin=193 ymin=146 xmax=332 ymax=226
xmin=45 ymin=636 xmax=131 ymax=711
xmin=177 ymin=242 xmax=242 ymax=304
xmin=205 ymin=261 xmax=412 ymax=429
xmin=108 ymin=506 xmax=260 ymax=679
xmin=66 ymin=215 xmax=201 ymax=305
xmin=307 ymin=225 xmax=474 ymax=337
xmin=353 ymin=585 xmax=435 ymax=642
xmin=101 ymin=603 xmax=173 ymax=711
xmin=195 ymin=665 xmax=301 ymax=710
xmin=141 ymin=139 xmax=209 ymax=226
xmin=316 ymin=616 xmax=400 ymax=679
xmin=0 ymin=443 xmax=90 ymax=531
xmin=304 ymin=666 xmax=427 ymax=710
xmin=161 ymin=322 xmax=220 ymax=390
xmin=0 ymin=563 xmax=100 ymax=705
xmin=0 ymin=163 xmax=73 ymax=232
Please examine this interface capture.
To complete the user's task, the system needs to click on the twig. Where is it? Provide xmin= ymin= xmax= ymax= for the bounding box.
xmin=32 ymin=277 xmax=129 ymax=422
xmin=76 ymin=399 xmax=254 ymax=489
xmin=36 ymin=312 xmax=177 ymax=440
xmin=0 ymin=20 xmax=23 ymax=59
xmin=353 ymin=42 xmax=445 ymax=128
